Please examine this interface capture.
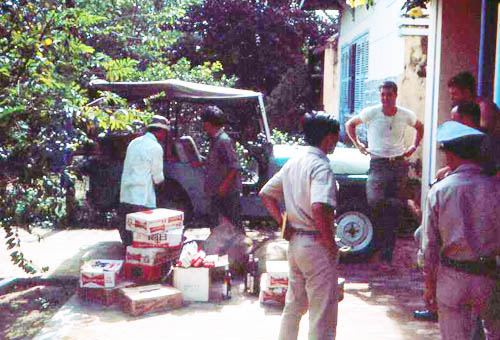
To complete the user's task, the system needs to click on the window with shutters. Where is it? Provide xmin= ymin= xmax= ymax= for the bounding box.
xmin=339 ymin=33 xmax=369 ymax=122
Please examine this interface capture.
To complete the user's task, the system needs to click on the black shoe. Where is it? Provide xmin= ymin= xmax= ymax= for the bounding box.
xmin=413 ymin=310 xmax=438 ymax=322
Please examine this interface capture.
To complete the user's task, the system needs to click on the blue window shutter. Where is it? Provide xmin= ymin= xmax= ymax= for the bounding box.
xmin=339 ymin=46 xmax=350 ymax=120
xmin=354 ymin=35 xmax=369 ymax=114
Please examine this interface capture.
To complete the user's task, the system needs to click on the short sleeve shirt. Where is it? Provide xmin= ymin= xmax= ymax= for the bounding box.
xmin=204 ymin=129 xmax=242 ymax=196
xmin=120 ymin=132 xmax=164 ymax=208
xmin=421 ymin=164 xmax=500 ymax=280
xmin=259 ymin=146 xmax=337 ymax=231
xmin=359 ymin=104 xmax=417 ymax=158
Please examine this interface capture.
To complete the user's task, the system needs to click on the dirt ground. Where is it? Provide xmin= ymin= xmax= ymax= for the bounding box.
xmin=0 ymin=232 xmax=421 ymax=340
xmin=0 ymin=282 xmax=75 ymax=340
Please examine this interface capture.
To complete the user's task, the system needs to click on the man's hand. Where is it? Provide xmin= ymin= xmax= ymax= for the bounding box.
xmin=435 ymin=166 xmax=451 ymax=181
xmin=356 ymin=142 xmax=370 ymax=156
xmin=403 ymin=145 xmax=417 ymax=158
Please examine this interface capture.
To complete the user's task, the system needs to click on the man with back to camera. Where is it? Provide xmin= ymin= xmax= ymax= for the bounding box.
xmin=345 ymin=81 xmax=424 ymax=269
xmin=118 ymin=115 xmax=169 ymax=246
xmin=259 ymin=111 xmax=339 ymax=340
xmin=422 ymin=120 xmax=500 ymax=340
xmin=201 ymin=105 xmax=243 ymax=231
xmin=414 ymin=101 xmax=484 ymax=322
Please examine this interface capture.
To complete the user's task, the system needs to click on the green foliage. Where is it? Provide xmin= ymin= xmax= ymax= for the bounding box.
xmin=270 ymin=128 xmax=305 ymax=145
xmin=0 ymin=0 xmax=228 ymax=274
xmin=175 ymin=0 xmax=338 ymax=94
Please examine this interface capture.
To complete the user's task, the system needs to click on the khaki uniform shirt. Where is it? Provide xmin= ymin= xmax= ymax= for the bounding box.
xmin=259 ymin=146 xmax=337 ymax=231
xmin=422 ymin=163 xmax=500 ymax=280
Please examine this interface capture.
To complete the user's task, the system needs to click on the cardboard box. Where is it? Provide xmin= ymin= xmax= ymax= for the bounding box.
xmin=259 ymin=273 xmax=286 ymax=305
xmin=173 ymin=267 xmax=210 ymax=302
xmin=125 ymin=246 xmax=170 ymax=266
xmin=132 ymin=227 xmax=184 ymax=249
xmin=120 ymin=284 xmax=183 ymax=316
xmin=77 ymin=280 xmax=135 ymax=306
xmin=172 ymin=255 xmax=229 ymax=302
xmin=124 ymin=262 xmax=168 ymax=283
xmin=259 ymin=274 xmax=346 ymax=305
xmin=80 ymin=260 xmax=123 ymax=289
xmin=265 ymin=261 xmax=289 ymax=288
xmin=126 ymin=209 xmax=183 ymax=235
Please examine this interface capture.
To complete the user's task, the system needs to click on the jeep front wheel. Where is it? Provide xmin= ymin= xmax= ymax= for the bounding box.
xmin=335 ymin=209 xmax=374 ymax=257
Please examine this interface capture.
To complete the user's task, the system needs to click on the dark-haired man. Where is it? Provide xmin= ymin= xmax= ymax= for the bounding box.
xmin=345 ymin=81 xmax=424 ymax=267
xmin=448 ymin=71 xmax=498 ymax=135
xmin=259 ymin=112 xmax=339 ymax=340
xmin=422 ymin=121 xmax=500 ymax=340
xmin=201 ymin=105 xmax=243 ymax=229
xmin=118 ymin=115 xmax=169 ymax=246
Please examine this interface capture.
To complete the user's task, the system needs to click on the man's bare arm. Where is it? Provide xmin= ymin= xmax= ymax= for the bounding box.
xmin=404 ymin=119 xmax=424 ymax=158
xmin=311 ymin=202 xmax=338 ymax=257
xmin=259 ymin=193 xmax=283 ymax=227
xmin=345 ymin=116 xmax=369 ymax=155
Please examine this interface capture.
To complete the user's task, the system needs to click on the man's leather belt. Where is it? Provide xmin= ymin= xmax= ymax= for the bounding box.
xmin=440 ymin=256 xmax=498 ymax=277
xmin=291 ymin=229 xmax=319 ymax=236
xmin=371 ymin=155 xmax=405 ymax=162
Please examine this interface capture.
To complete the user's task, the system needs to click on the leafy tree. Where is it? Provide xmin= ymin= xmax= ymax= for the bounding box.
xmin=0 ymin=0 xmax=231 ymax=274
xmin=175 ymin=0 xmax=337 ymax=96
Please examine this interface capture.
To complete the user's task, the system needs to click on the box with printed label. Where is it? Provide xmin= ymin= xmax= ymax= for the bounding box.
xmin=80 ymin=260 xmax=123 ymax=289
xmin=120 ymin=284 xmax=183 ymax=316
xmin=125 ymin=246 xmax=170 ymax=266
xmin=123 ymin=262 xmax=168 ymax=282
xmin=132 ymin=226 xmax=184 ymax=249
xmin=259 ymin=273 xmax=286 ymax=305
xmin=126 ymin=209 xmax=184 ymax=235
xmin=265 ymin=261 xmax=289 ymax=288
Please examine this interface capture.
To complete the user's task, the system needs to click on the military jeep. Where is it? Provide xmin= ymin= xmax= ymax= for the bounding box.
xmin=83 ymin=79 xmax=374 ymax=257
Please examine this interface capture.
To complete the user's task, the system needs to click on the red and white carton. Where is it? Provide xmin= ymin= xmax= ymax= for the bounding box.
xmin=125 ymin=246 xmax=169 ymax=266
xmin=266 ymin=260 xmax=289 ymax=288
xmin=259 ymin=273 xmax=287 ymax=305
xmin=126 ymin=209 xmax=184 ymax=235
xmin=123 ymin=262 xmax=167 ymax=283
xmin=132 ymin=226 xmax=184 ymax=249
xmin=80 ymin=260 xmax=123 ymax=289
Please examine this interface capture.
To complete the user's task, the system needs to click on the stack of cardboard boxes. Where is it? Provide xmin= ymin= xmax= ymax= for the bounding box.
xmin=78 ymin=208 xmax=186 ymax=315
xmin=124 ymin=208 xmax=184 ymax=282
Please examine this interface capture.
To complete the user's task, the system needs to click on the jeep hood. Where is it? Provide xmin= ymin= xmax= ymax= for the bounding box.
xmin=271 ymin=144 xmax=370 ymax=175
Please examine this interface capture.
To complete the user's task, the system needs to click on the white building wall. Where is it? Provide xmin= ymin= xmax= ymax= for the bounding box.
xmin=338 ymin=0 xmax=406 ymax=83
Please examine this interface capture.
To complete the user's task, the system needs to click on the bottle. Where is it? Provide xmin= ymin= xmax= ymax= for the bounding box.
xmin=246 ymin=254 xmax=255 ymax=294
xmin=222 ymin=264 xmax=232 ymax=300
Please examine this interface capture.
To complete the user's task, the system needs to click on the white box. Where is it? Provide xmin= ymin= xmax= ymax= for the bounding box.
xmin=80 ymin=260 xmax=123 ymax=288
xmin=266 ymin=261 xmax=289 ymax=288
xmin=125 ymin=246 xmax=169 ymax=266
xmin=126 ymin=209 xmax=184 ymax=235
xmin=132 ymin=226 xmax=184 ymax=249
xmin=173 ymin=267 xmax=210 ymax=302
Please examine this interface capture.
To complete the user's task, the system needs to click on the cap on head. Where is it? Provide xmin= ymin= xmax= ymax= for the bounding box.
xmin=437 ymin=121 xmax=484 ymax=158
xmin=147 ymin=115 xmax=170 ymax=131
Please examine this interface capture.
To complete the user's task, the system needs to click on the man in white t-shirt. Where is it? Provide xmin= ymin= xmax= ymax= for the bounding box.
xmin=345 ymin=81 xmax=424 ymax=267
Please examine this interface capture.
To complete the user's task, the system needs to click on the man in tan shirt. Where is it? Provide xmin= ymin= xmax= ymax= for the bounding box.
xmin=422 ymin=121 xmax=500 ymax=339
